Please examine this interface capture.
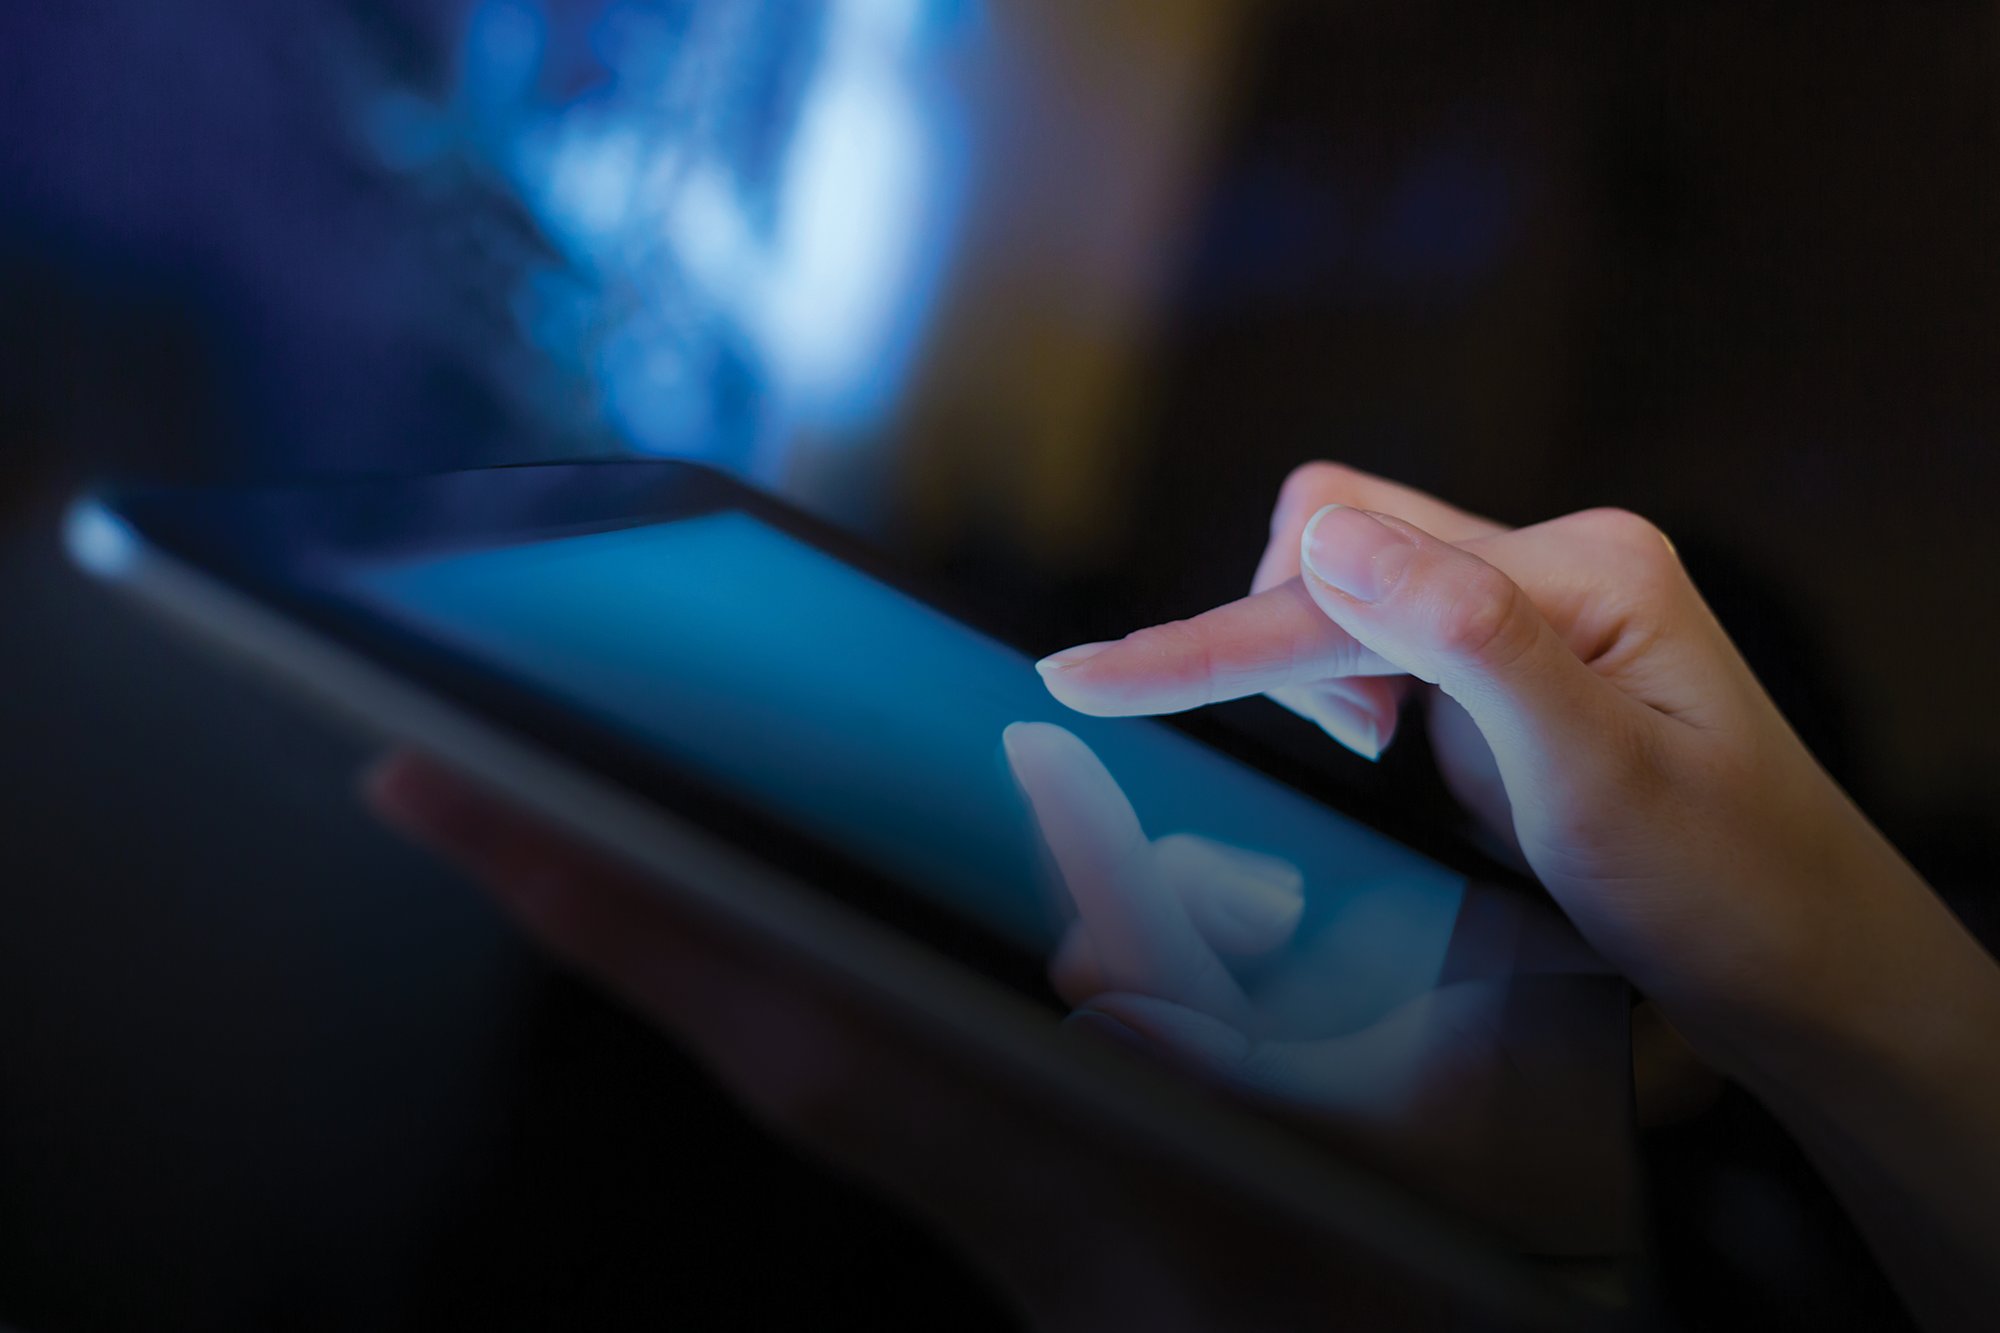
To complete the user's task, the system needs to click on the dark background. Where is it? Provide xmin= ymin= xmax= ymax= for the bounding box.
xmin=3 ymin=2 xmax=1996 ymax=1329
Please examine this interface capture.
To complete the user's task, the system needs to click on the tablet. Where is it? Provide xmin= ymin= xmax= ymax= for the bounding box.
xmin=66 ymin=460 xmax=1640 ymax=1326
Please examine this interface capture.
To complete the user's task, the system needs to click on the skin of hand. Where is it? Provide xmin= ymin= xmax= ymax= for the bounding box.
xmin=365 ymin=752 xmax=1460 ymax=1333
xmin=1036 ymin=461 xmax=2000 ymax=1333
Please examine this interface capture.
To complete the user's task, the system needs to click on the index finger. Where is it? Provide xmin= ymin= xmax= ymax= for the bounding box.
xmin=1036 ymin=577 xmax=1400 ymax=717
xmin=1002 ymin=723 xmax=1248 ymax=1021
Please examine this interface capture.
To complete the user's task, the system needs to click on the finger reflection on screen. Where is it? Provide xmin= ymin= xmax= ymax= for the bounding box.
xmin=1006 ymin=720 xmax=1632 ymax=1253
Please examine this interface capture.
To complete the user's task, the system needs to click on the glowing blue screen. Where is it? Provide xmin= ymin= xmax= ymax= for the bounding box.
xmin=347 ymin=511 xmax=1468 ymax=1032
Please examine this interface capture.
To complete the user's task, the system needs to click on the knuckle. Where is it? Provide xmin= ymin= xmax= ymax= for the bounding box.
xmin=1434 ymin=563 xmax=1534 ymax=670
xmin=1573 ymin=506 xmax=1659 ymax=543
xmin=1577 ymin=508 xmax=1683 ymax=584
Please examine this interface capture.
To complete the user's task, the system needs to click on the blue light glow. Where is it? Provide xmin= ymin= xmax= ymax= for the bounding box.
xmin=359 ymin=1 xmax=978 ymax=472
xmin=62 ymin=499 xmax=140 ymax=577
xmin=347 ymin=510 xmax=1468 ymax=1037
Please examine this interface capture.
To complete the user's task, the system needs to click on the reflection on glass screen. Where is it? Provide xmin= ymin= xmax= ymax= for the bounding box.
xmin=349 ymin=511 xmax=1466 ymax=1037
xmin=345 ymin=509 xmax=1632 ymax=1253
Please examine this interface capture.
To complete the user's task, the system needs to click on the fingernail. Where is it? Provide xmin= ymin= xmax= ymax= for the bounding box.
xmin=1036 ymin=641 xmax=1115 ymax=674
xmin=1301 ymin=505 xmax=1413 ymax=603
xmin=1306 ymin=695 xmax=1383 ymax=762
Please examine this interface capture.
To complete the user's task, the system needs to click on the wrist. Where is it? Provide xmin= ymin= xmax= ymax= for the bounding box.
xmin=1686 ymin=857 xmax=2000 ymax=1122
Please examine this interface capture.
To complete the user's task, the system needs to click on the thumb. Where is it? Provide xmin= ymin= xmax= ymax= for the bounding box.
xmin=1296 ymin=505 xmax=1638 ymax=810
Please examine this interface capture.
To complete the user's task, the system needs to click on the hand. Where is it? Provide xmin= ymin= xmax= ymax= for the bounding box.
xmin=1035 ymin=462 xmax=2000 ymax=1332
xmin=1034 ymin=462 xmax=1921 ymax=1049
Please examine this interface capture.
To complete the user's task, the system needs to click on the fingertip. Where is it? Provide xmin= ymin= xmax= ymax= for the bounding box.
xmin=1217 ymin=865 xmax=1305 ymax=950
xmin=1250 ymin=858 xmax=1306 ymax=917
xmin=1326 ymin=708 xmax=1384 ymax=763
xmin=1161 ymin=834 xmax=1306 ymax=952
xmin=1286 ymin=689 xmax=1387 ymax=762
xmin=1300 ymin=504 xmax=1424 ymax=607
xmin=1001 ymin=718 xmax=1073 ymax=764
xmin=1033 ymin=645 xmax=1148 ymax=717
xmin=1002 ymin=720 xmax=1099 ymax=800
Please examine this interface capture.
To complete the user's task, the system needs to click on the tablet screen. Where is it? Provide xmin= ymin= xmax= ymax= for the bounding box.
xmin=349 ymin=510 xmax=1472 ymax=1025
